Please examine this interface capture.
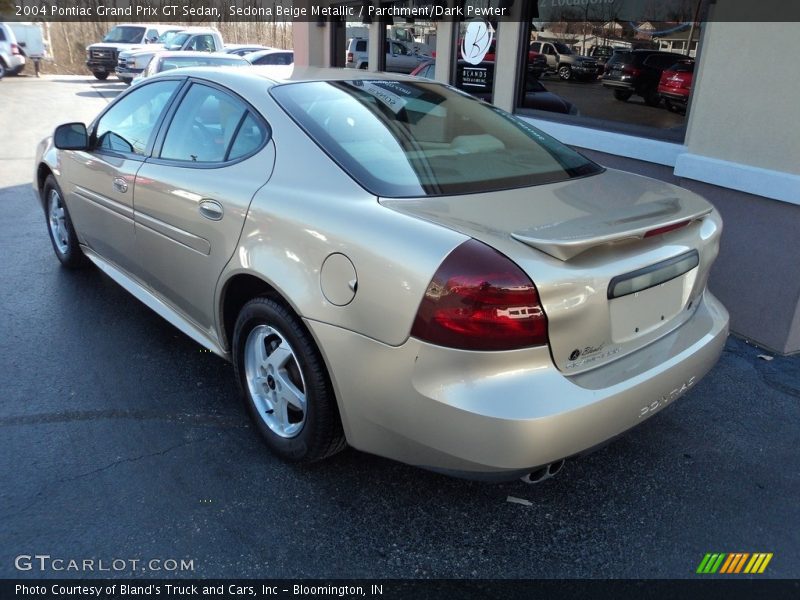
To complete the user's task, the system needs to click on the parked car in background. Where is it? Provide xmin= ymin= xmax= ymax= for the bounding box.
xmin=35 ymin=67 xmax=728 ymax=482
xmin=530 ymin=41 xmax=599 ymax=81
xmin=588 ymin=45 xmax=615 ymax=76
xmin=475 ymin=39 xmax=547 ymax=79
xmin=0 ymin=22 xmax=26 ymax=79
xmin=134 ymin=51 xmax=249 ymax=83
xmin=411 ymin=59 xmax=578 ymax=115
xmin=658 ymin=58 xmax=694 ymax=112
xmin=86 ymin=23 xmax=177 ymax=80
xmin=602 ymin=49 xmax=686 ymax=106
xmin=5 ymin=22 xmax=46 ymax=76
xmin=345 ymin=37 xmax=430 ymax=73
xmin=225 ymin=44 xmax=270 ymax=57
xmin=244 ymin=49 xmax=294 ymax=66
xmin=117 ymin=28 xmax=224 ymax=84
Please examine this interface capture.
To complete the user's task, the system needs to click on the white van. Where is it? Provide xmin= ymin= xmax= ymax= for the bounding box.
xmin=6 ymin=22 xmax=47 ymax=76
xmin=0 ymin=22 xmax=26 ymax=79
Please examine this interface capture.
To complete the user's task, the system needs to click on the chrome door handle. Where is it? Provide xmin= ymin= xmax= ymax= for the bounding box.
xmin=113 ymin=177 xmax=128 ymax=193
xmin=199 ymin=199 xmax=223 ymax=221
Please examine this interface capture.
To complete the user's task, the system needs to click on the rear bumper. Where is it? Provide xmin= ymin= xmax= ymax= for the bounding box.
xmin=307 ymin=290 xmax=728 ymax=480
xmin=602 ymin=79 xmax=634 ymax=90
xmin=659 ymin=88 xmax=690 ymax=103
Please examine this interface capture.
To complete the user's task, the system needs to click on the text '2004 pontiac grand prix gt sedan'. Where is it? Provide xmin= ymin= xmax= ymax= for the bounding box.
xmin=34 ymin=66 xmax=728 ymax=482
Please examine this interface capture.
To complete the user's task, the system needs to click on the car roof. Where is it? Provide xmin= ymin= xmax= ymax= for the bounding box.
xmin=148 ymin=65 xmax=424 ymax=88
xmin=155 ymin=51 xmax=243 ymax=59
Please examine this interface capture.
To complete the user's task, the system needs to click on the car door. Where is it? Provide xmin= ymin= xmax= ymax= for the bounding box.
xmin=133 ymin=81 xmax=274 ymax=332
xmin=386 ymin=41 xmax=417 ymax=73
xmin=58 ymin=79 xmax=182 ymax=275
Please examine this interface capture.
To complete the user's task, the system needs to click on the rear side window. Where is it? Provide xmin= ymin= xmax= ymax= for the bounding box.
xmin=356 ymin=41 xmax=366 ymax=52
xmin=95 ymin=80 xmax=180 ymax=156
xmin=0 ymin=29 xmax=6 ymax=42
xmin=228 ymin=113 xmax=267 ymax=160
xmin=160 ymin=84 xmax=266 ymax=163
xmin=272 ymin=80 xmax=601 ymax=198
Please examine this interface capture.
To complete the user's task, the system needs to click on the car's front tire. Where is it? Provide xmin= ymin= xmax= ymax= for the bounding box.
xmin=233 ymin=297 xmax=346 ymax=463
xmin=558 ymin=65 xmax=572 ymax=80
xmin=43 ymin=175 xmax=87 ymax=269
xmin=92 ymin=71 xmax=109 ymax=80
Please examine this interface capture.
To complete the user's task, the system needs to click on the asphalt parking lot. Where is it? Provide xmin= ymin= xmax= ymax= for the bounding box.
xmin=1 ymin=74 xmax=798 ymax=579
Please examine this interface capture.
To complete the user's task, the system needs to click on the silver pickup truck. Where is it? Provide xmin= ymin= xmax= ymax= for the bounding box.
xmin=530 ymin=41 xmax=600 ymax=81
xmin=345 ymin=38 xmax=430 ymax=73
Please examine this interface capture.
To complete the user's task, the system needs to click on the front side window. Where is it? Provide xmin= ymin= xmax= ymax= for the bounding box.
xmin=272 ymin=80 xmax=601 ymax=198
xmin=94 ymin=80 xmax=180 ymax=156
xmin=160 ymin=84 xmax=249 ymax=163
xmin=189 ymin=35 xmax=215 ymax=52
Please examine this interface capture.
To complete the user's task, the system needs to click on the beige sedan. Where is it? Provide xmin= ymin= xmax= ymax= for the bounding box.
xmin=33 ymin=67 xmax=729 ymax=482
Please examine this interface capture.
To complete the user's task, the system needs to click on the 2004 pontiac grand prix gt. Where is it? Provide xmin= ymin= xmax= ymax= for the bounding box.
xmin=34 ymin=67 xmax=729 ymax=482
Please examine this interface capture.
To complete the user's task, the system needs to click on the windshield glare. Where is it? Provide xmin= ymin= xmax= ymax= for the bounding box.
xmin=167 ymin=33 xmax=190 ymax=49
xmin=158 ymin=30 xmax=181 ymax=44
xmin=271 ymin=80 xmax=601 ymax=198
xmin=102 ymin=26 xmax=146 ymax=44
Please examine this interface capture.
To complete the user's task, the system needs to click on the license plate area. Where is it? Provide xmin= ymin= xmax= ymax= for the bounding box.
xmin=608 ymin=251 xmax=699 ymax=343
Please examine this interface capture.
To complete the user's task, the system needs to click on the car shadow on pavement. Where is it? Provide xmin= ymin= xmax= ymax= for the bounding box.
xmin=76 ymin=89 xmax=123 ymax=100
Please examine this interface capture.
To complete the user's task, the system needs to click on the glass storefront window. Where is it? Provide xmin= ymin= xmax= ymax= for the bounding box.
xmin=517 ymin=6 xmax=706 ymax=142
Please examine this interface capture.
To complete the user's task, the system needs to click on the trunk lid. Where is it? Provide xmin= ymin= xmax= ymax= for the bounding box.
xmin=380 ymin=168 xmax=721 ymax=374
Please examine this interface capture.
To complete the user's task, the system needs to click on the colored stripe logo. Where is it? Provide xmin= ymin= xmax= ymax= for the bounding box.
xmin=696 ymin=553 xmax=773 ymax=574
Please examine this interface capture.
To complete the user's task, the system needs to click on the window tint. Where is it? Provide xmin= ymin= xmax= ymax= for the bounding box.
xmin=228 ymin=113 xmax=267 ymax=160
xmin=160 ymin=84 xmax=247 ymax=163
xmin=0 ymin=29 xmax=6 ymax=42
xmin=95 ymin=80 xmax=180 ymax=156
xmin=356 ymin=40 xmax=366 ymax=52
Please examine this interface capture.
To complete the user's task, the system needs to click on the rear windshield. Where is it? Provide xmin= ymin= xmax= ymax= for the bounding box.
xmin=670 ymin=61 xmax=695 ymax=73
xmin=103 ymin=26 xmax=146 ymax=44
xmin=271 ymin=80 xmax=601 ymax=198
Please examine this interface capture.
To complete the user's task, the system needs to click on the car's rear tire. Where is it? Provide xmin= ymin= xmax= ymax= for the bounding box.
xmin=43 ymin=175 xmax=88 ymax=269
xmin=233 ymin=297 xmax=346 ymax=463
xmin=613 ymin=89 xmax=632 ymax=101
xmin=92 ymin=71 xmax=109 ymax=80
xmin=644 ymin=90 xmax=662 ymax=107
xmin=0 ymin=61 xmax=6 ymax=80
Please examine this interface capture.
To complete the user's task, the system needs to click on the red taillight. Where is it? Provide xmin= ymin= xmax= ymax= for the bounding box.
xmin=622 ymin=65 xmax=641 ymax=77
xmin=411 ymin=240 xmax=548 ymax=351
xmin=644 ymin=220 xmax=692 ymax=238
xmin=346 ymin=52 xmax=354 ymax=63
xmin=11 ymin=43 xmax=20 ymax=55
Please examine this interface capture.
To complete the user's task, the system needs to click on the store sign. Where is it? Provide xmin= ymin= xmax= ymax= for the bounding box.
xmin=461 ymin=20 xmax=493 ymax=65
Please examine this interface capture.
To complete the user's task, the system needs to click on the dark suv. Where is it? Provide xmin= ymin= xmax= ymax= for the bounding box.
xmin=602 ymin=49 xmax=686 ymax=106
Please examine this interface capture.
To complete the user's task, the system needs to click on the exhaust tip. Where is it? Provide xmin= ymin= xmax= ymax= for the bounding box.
xmin=520 ymin=459 xmax=565 ymax=484
xmin=548 ymin=459 xmax=565 ymax=476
